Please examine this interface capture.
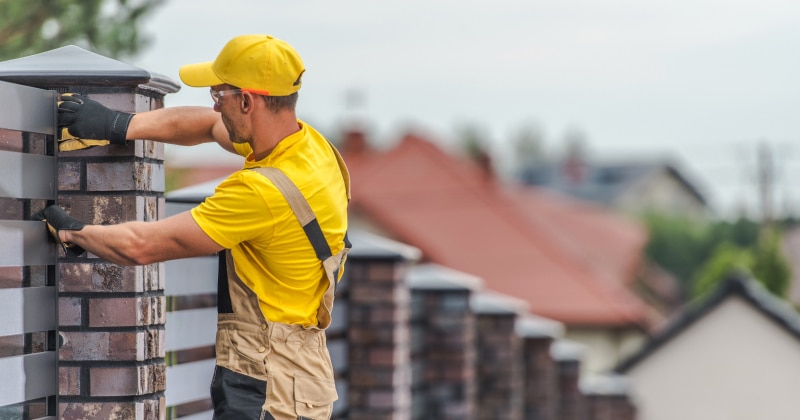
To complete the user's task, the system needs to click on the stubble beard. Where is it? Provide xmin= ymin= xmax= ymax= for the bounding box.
xmin=222 ymin=112 xmax=251 ymax=144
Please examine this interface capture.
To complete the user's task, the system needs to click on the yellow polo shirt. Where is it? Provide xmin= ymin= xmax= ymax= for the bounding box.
xmin=191 ymin=120 xmax=349 ymax=326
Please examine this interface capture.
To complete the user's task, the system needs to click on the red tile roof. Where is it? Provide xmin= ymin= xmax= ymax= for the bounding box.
xmin=343 ymin=133 xmax=651 ymax=327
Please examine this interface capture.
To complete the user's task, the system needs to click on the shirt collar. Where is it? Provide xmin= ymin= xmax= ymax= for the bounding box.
xmin=243 ymin=120 xmax=306 ymax=168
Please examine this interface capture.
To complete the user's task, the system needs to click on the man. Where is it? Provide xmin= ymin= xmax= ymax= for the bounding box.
xmin=37 ymin=34 xmax=349 ymax=420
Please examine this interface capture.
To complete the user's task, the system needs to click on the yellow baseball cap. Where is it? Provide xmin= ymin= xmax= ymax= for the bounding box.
xmin=179 ymin=34 xmax=305 ymax=96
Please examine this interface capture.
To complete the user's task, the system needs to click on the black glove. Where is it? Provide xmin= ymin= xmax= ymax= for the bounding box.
xmin=58 ymin=93 xmax=133 ymax=145
xmin=32 ymin=205 xmax=87 ymax=257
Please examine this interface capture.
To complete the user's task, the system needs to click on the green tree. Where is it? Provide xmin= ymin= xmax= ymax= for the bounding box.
xmin=711 ymin=217 xmax=761 ymax=249
xmin=692 ymin=242 xmax=752 ymax=298
xmin=0 ymin=0 xmax=165 ymax=61
xmin=643 ymin=214 xmax=713 ymax=292
xmin=751 ymin=229 xmax=792 ymax=297
xmin=644 ymin=214 xmax=764 ymax=299
xmin=689 ymin=228 xmax=791 ymax=299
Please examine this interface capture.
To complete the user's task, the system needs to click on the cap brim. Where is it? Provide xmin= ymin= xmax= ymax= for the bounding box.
xmin=179 ymin=61 xmax=224 ymax=87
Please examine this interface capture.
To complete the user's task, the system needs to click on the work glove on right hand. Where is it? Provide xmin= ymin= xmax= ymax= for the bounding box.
xmin=32 ymin=205 xmax=87 ymax=258
xmin=57 ymin=93 xmax=134 ymax=151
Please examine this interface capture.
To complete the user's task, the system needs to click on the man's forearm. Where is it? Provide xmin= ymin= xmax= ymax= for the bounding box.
xmin=58 ymin=212 xmax=224 ymax=266
xmin=61 ymin=224 xmax=149 ymax=266
xmin=127 ymin=106 xmax=224 ymax=146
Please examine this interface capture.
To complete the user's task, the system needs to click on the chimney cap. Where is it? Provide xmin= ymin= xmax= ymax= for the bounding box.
xmin=0 ymin=45 xmax=153 ymax=88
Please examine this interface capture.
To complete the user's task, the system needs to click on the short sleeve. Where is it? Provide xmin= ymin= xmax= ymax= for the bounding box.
xmin=190 ymin=172 xmax=274 ymax=249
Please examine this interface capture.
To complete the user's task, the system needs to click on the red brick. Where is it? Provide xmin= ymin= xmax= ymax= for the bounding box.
xmin=156 ymin=296 xmax=166 ymax=324
xmin=89 ymin=297 xmax=139 ymax=327
xmin=58 ymin=263 xmax=92 ymax=292
xmin=109 ymin=331 xmax=146 ymax=361
xmin=350 ymin=286 xmax=398 ymax=304
xmin=59 ymin=366 xmax=81 ymax=395
xmin=366 ymin=261 xmax=403 ymax=282
xmin=143 ymin=396 xmax=165 ymax=420
xmin=368 ymin=347 xmax=404 ymax=367
xmin=58 ymin=194 xmax=138 ymax=225
xmin=87 ymin=161 xmax=137 ymax=191
xmin=139 ymin=296 xmax=166 ymax=326
xmin=59 ymin=331 xmax=108 ymax=361
xmin=59 ymin=296 xmax=82 ymax=326
xmin=348 ymin=327 xmax=399 ymax=344
xmin=90 ymin=366 xmax=139 ymax=396
xmin=0 ymin=128 xmax=23 ymax=151
xmin=370 ymin=307 xmax=401 ymax=323
xmin=348 ymin=367 xmax=398 ymax=388
xmin=0 ymin=335 xmax=22 ymax=356
xmin=141 ymin=363 xmax=166 ymax=393
xmin=0 ymin=198 xmax=23 ymax=220
xmin=86 ymin=161 xmax=164 ymax=193
xmin=145 ymin=329 xmax=165 ymax=359
xmin=135 ymin=139 xmax=164 ymax=160
xmin=60 ymin=402 xmax=142 ymax=420
xmin=59 ymin=263 xmax=140 ymax=293
xmin=152 ymin=364 xmax=166 ymax=392
xmin=59 ymin=331 xmax=144 ymax=361
xmin=141 ymin=195 xmax=160 ymax=222
xmin=145 ymin=263 xmax=164 ymax=292
xmin=367 ymin=390 xmax=403 ymax=409
xmin=0 ymin=266 xmax=23 ymax=288
xmin=143 ymin=162 xmax=165 ymax=192
xmin=58 ymin=161 xmax=82 ymax=191
xmin=97 ymin=91 xmax=136 ymax=113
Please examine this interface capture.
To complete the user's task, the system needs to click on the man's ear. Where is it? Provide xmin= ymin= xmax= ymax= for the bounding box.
xmin=240 ymin=92 xmax=252 ymax=113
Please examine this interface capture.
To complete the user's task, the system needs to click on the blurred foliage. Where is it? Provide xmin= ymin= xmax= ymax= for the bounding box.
xmin=643 ymin=214 xmax=794 ymax=299
xmin=0 ymin=0 xmax=165 ymax=61
xmin=455 ymin=122 xmax=491 ymax=159
xmin=692 ymin=242 xmax=753 ymax=298
xmin=643 ymin=214 xmax=713 ymax=286
xmin=750 ymin=229 xmax=792 ymax=297
xmin=692 ymin=228 xmax=791 ymax=298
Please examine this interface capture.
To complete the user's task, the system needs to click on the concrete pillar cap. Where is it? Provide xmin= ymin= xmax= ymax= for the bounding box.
xmin=471 ymin=290 xmax=529 ymax=315
xmin=550 ymin=339 xmax=587 ymax=361
xmin=515 ymin=315 xmax=564 ymax=339
xmin=407 ymin=263 xmax=483 ymax=291
xmin=580 ymin=373 xmax=632 ymax=396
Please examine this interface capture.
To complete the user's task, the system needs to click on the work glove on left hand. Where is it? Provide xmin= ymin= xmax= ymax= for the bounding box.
xmin=32 ymin=205 xmax=87 ymax=258
xmin=57 ymin=93 xmax=134 ymax=151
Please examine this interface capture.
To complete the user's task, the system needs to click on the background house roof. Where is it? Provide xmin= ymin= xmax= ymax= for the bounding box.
xmin=342 ymin=133 xmax=652 ymax=327
xmin=615 ymin=273 xmax=800 ymax=373
xmin=521 ymin=160 xmax=709 ymax=207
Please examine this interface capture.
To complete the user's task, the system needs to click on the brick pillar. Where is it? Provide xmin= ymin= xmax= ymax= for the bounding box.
xmin=583 ymin=374 xmax=637 ymax=420
xmin=516 ymin=316 xmax=564 ymax=420
xmin=472 ymin=292 xmax=527 ymax=420
xmin=58 ymin=86 xmax=177 ymax=419
xmin=552 ymin=340 xmax=588 ymax=420
xmin=344 ymin=231 xmax=419 ymax=420
xmin=0 ymin=45 xmax=180 ymax=419
xmin=407 ymin=264 xmax=481 ymax=420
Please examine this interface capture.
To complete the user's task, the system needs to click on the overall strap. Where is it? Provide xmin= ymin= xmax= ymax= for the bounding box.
xmin=250 ymin=165 xmax=349 ymax=329
xmin=328 ymin=141 xmax=352 ymax=249
xmin=253 ymin=167 xmax=334 ymax=259
xmin=328 ymin=140 xmax=351 ymax=201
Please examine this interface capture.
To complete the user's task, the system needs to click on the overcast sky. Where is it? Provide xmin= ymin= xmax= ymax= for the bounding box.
xmin=132 ymin=0 xmax=800 ymax=219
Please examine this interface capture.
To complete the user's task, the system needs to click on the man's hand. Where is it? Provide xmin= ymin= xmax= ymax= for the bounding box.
xmin=58 ymin=127 xmax=114 ymax=151
xmin=32 ymin=205 xmax=87 ymax=257
xmin=58 ymin=93 xmax=134 ymax=146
